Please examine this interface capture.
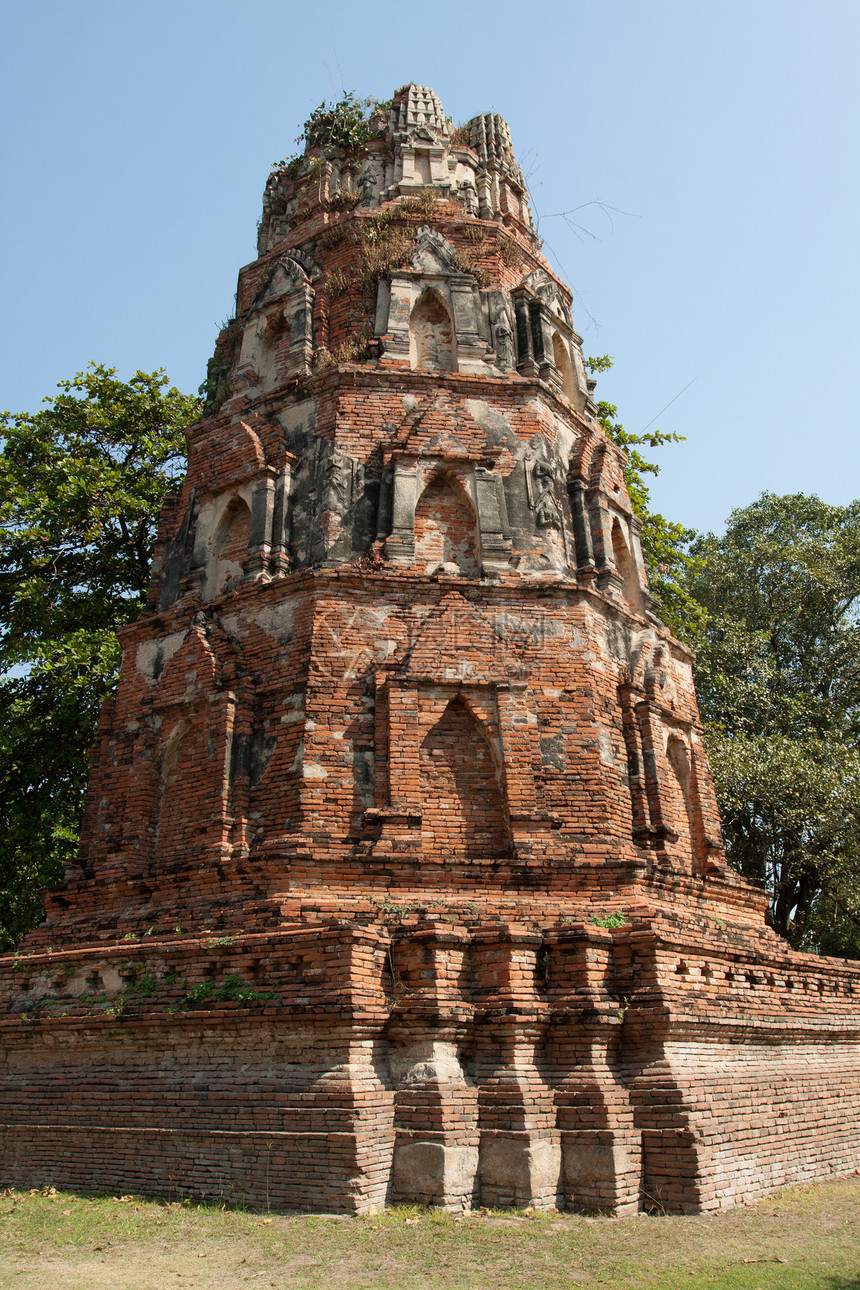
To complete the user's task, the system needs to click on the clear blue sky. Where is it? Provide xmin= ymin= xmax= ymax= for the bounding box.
xmin=2 ymin=0 xmax=858 ymax=535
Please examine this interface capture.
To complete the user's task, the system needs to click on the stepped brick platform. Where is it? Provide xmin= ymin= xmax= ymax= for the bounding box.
xmin=2 ymin=85 xmax=859 ymax=1214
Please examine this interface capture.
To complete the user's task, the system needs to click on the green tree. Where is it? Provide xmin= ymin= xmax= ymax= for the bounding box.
xmin=0 ymin=364 xmax=200 ymax=946
xmin=688 ymin=492 xmax=860 ymax=953
xmin=587 ymin=356 xmax=705 ymax=644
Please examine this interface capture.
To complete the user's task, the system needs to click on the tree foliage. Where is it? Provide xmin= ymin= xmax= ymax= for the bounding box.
xmin=688 ymin=493 xmax=860 ymax=953
xmin=0 ymin=365 xmax=199 ymax=946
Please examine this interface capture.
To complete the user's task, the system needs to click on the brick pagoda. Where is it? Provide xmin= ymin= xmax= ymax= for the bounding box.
xmin=2 ymin=85 xmax=859 ymax=1214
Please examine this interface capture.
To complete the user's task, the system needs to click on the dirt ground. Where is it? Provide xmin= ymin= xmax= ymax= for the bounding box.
xmin=2 ymin=1175 xmax=860 ymax=1289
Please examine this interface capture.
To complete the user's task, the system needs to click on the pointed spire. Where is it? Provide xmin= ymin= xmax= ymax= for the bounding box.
xmin=390 ymin=83 xmax=449 ymax=140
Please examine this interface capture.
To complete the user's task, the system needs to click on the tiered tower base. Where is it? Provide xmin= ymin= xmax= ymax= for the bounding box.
xmin=3 ymin=904 xmax=859 ymax=1213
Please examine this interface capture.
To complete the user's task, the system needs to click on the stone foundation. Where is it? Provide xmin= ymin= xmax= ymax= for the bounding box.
xmin=3 ymin=920 xmax=858 ymax=1212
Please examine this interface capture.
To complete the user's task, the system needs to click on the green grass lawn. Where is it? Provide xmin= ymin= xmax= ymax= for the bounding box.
xmin=1 ymin=1176 xmax=859 ymax=1289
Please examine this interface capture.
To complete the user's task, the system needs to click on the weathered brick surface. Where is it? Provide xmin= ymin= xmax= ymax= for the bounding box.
xmin=2 ymin=84 xmax=858 ymax=1213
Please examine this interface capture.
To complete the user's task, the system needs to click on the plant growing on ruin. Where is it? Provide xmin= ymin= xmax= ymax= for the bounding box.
xmin=270 ymin=93 xmax=391 ymax=178
xmin=199 ymin=322 xmax=241 ymax=413
xmin=325 ymin=188 xmax=361 ymax=212
xmin=451 ymin=248 xmax=490 ymax=287
xmin=302 ymin=93 xmax=377 ymax=153
xmin=315 ymin=327 xmax=375 ymax=370
xmin=164 ymin=972 xmax=280 ymax=1012
xmin=396 ymin=192 xmax=439 ymax=218
xmin=352 ymin=211 xmax=416 ymax=294
xmin=589 ymin=911 xmax=626 ymax=928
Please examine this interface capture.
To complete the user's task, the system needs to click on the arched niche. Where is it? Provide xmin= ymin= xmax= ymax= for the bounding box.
xmin=666 ymin=734 xmax=695 ymax=864
xmin=156 ymin=720 xmax=209 ymax=863
xmin=205 ymin=495 xmax=251 ymax=599
xmin=419 ymin=696 xmax=509 ymax=860
xmin=236 ymin=254 xmax=316 ymax=387
xmin=551 ymin=332 xmax=577 ymax=403
xmin=409 ymin=290 xmax=456 ymax=373
xmin=262 ymin=307 xmax=290 ymax=349
xmin=413 ymin=472 xmax=479 ymax=576
xmin=611 ymin=519 xmax=642 ymax=610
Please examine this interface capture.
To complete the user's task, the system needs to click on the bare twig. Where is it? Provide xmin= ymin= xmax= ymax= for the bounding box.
xmin=541 ymin=199 xmax=641 ymax=241
xmin=638 ymin=374 xmax=702 ymax=435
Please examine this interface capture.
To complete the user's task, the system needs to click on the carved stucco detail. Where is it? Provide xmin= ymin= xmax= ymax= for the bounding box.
xmin=236 ymin=254 xmax=318 ymax=391
xmin=383 ymin=455 xmax=512 ymax=578
xmin=374 ymin=228 xmax=496 ymax=376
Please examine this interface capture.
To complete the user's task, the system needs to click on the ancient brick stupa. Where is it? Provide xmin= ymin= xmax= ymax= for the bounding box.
xmin=2 ymin=85 xmax=859 ymax=1214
